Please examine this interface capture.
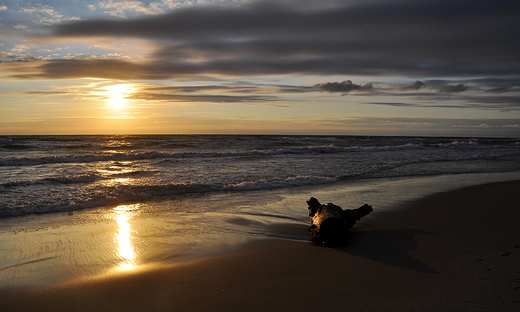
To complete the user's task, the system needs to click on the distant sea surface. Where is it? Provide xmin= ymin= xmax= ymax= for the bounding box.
xmin=1 ymin=135 xmax=519 ymax=219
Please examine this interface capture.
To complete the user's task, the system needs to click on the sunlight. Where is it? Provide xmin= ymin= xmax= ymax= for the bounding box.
xmin=102 ymin=83 xmax=137 ymax=109
xmin=111 ymin=94 xmax=125 ymax=108
xmin=112 ymin=204 xmax=139 ymax=271
xmin=96 ymin=164 xmax=134 ymax=185
xmin=111 ymin=178 xmax=131 ymax=184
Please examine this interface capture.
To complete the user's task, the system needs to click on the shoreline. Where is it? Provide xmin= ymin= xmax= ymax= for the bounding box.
xmin=2 ymin=179 xmax=519 ymax=311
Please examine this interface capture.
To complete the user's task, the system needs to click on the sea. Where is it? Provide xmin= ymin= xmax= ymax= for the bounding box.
xmin=1 ymin=134 xmax=520 ymax=287
xmin=1 ymin=135 xmax=519 ymax=220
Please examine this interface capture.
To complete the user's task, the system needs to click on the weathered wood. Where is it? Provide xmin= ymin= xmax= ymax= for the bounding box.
xmin=307 ymin=197 xmax=372 ymax=246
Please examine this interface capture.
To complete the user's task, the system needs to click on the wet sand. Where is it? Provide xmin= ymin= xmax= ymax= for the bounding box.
xmin=2 ymin=180 xmax=520 ymax=311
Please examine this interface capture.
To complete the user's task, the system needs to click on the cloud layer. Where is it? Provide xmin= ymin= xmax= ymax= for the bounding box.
xmin=2 ymin=0 xmax=516 ymax=80
xmin=316 ymin=80 xmax=373 ymax=93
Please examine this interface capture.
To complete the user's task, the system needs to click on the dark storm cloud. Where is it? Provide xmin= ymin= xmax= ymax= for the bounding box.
xmin=485 ymin=86 xmax=513 ymax=94
xmin=400 ymin=81 xmax=426 ymax=91
xmin=315 ymin=80 xmax=373 ymax=93
xmin=38 ymin=0 xmax=520 ymax=79
xmin=439 ymin=84 xmax=468 ymax=93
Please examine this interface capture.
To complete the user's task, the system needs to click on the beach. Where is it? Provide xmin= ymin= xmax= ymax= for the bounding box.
xmin=2 ymin=0 xmax=520 ymax=309
xmin=1 ymin=177 xmax=519 ymax=311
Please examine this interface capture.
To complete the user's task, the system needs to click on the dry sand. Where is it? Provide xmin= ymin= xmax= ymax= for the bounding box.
xmin=1 ymin=180 xmax=519 ymax=311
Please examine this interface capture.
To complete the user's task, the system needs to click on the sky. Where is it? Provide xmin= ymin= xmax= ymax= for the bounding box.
xmin=0 ymin=0 xmax=519 ymax=136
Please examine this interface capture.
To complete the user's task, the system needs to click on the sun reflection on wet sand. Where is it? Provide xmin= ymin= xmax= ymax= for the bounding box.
xmin=113 ymin=204 xmax=139 ymax=271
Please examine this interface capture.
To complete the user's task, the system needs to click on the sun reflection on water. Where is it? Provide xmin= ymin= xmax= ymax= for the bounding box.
xmin=111 ymin=178 xmax=131 ymax=184
xmin=96 ymin=163 xmax=134 ymax=185
xmin=113 ymin=204 xmax=139 ymax=271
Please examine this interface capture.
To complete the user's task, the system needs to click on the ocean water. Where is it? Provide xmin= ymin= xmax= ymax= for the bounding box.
xmin=1 ymin=135 xmax=520 ymax=288
xmin=1 ymin=135 xmax=519 ymax=220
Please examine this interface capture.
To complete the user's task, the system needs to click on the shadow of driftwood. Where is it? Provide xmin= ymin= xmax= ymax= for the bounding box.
xmin=337 ymin=228 xmax=438 ymax=274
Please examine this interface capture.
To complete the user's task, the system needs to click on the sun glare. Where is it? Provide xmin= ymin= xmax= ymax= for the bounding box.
xmin=111 ymin=94 xmax=125 ymax=108
xmin=101 ymin=83 xmax=136 ymax=109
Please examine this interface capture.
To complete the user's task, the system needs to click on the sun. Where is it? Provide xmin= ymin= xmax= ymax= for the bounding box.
xmin=102 ymin=83 xmax=136 ymax=109
xmin=110 ymin=93 xmax=125 ymax=108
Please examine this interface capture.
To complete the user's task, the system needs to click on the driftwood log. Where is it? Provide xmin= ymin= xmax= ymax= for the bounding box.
xmin=307 ymin=197 xmax=373 ymax=246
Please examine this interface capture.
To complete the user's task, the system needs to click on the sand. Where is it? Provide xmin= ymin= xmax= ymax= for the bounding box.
xmin=1 ymin=180 xmax=520 ymax=311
